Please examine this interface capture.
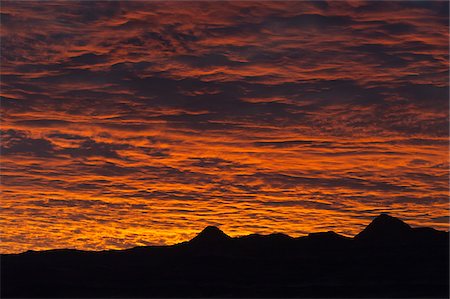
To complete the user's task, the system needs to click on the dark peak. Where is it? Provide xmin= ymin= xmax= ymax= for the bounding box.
xmin=355 ymin=213 xmax=412 ymax=241
xmin=371 ymin=214 xmax=411 ymax=229
xmin=190 ymin=226 xmax=230 ymax=244
xmin=200 ymin=225 xmax=227 ymax=236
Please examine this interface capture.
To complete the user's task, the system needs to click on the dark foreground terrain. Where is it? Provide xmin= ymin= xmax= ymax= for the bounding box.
xmin=1 ymin=214 xmax=449 ymax=298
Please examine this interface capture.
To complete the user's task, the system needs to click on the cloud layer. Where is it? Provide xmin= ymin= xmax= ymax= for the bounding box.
xmin=1 ymin=1 xmax=449 ymax=253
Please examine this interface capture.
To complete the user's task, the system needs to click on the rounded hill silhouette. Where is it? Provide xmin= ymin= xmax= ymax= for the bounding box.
xmin=189 ymin=225 xmax=231 ymax=246
xmin=355 ymin=213 xmax=412 ymax=242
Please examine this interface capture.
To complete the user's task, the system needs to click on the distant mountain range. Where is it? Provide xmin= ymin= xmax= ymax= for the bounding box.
xmin=2 ymin=214 xmax=449 ymax=298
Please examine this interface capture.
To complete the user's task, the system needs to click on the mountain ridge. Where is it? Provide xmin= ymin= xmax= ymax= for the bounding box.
xmin=2 ymin=214 xmax=448 ymax=298
xmin=5 ymin=214 xmax=449 ymax=255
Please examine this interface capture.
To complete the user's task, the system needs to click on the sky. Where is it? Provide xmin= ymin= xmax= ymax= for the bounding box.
xmin=1 ymin=1 xmax=449 ymax=253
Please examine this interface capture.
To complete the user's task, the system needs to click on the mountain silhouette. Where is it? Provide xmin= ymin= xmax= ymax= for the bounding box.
xmin=189 ymin=225 xmax=231 ymax=244
xmin=354 ymin=213 xmax=412 ymax=242
xmin=1 ymin=214 xmax=448 ymax=298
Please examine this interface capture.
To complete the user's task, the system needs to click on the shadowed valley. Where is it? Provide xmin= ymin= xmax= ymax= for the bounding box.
xmin=1 ymin=214 xmax=448 ymax=298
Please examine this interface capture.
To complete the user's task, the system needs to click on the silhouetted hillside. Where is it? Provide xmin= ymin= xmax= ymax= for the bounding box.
xmin=1 ymin=214 xmax=448 ymax=298
xmin=188 ymin=225 xmax=232 ymax=247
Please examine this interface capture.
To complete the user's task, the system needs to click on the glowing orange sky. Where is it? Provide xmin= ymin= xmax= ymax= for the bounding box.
xmin=1 ymin=1 xmax=449 ymax=253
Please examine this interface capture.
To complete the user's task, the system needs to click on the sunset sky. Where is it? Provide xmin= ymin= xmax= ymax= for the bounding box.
xmin=1 ymin=1 xmax=449 ymax=253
